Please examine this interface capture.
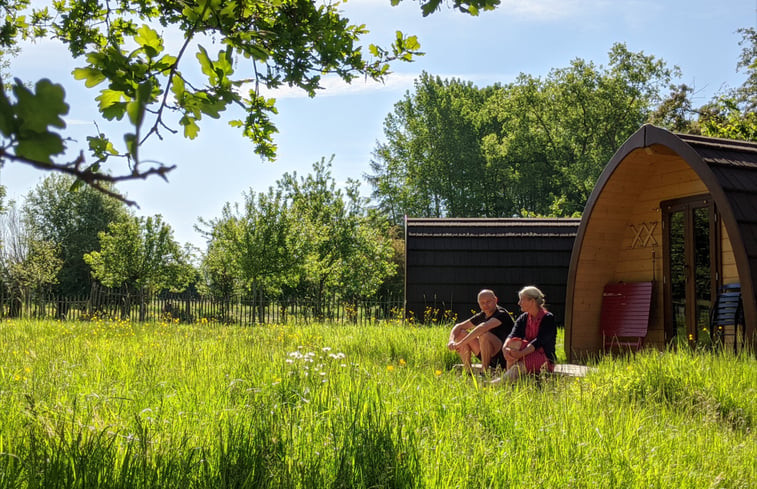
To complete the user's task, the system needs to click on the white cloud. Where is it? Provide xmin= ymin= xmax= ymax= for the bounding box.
xmin=497 ymin=0 xmax=590 ymax=20
xmin=253 ymin=70 xmax=517 ymax=100
xmin=348 ymin=0 xmax=606 ymax=22
xmin=64 ymin=118 xmax=97 ymax=126
xmin=254 ymin=72 xmax=418 ymax=99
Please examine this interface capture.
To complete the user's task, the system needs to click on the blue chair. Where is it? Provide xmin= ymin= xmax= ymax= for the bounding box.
xmin=710 ymin=283 xmax=745 ymax=353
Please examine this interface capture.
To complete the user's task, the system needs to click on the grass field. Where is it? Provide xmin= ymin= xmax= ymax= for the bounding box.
xmin=0 ymin=317 xmax=755 ymax=488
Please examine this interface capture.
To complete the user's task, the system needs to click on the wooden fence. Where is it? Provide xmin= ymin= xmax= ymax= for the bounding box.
xmin=0 ymin=288 xmax=405 ymax=326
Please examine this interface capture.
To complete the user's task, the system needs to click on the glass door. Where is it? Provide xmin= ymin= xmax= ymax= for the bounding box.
xmin=662 ymin=196 xmax=719 ymax=347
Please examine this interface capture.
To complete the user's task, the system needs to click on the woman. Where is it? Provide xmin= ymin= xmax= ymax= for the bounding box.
xmin=500 ymin=286 xmax=557 ymax=382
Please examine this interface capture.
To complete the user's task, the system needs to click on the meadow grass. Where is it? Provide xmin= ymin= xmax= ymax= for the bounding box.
xmin=0 ymin=317 xmax=754 ymax=488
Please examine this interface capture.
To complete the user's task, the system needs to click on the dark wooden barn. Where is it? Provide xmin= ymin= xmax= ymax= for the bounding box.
xmin=566 ymin=125 xmax=757 ymax=360
xmin=405 ymin=217 xmax=580 ymax=324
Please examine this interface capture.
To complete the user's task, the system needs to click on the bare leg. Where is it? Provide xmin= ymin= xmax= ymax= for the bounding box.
xmin=489 ymin=361 xmax=525 ymax=385
xmin=458 ymin=343 xmax=474 ymax=372
xmin=452 ymin=330 xmax=476 ymax=373
xmin=479 ymin=332 xmax=503 ymax=371
xmin=503 ymin=338 xmax=523 ymax=370
xmin=502 ymin=362 xmax=524 ymax=382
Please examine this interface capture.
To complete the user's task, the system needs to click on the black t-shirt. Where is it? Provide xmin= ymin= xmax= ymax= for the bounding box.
xmin=469 ymin=305 xmax=514 ymax=342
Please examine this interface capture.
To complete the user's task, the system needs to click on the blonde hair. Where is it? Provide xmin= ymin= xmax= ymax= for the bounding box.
xmin=518 ymin=285 xmax=545 ymax=307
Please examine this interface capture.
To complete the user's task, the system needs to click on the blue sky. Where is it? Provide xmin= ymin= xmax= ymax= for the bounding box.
xmin=2 ymin=0 xmax=755 ymax=249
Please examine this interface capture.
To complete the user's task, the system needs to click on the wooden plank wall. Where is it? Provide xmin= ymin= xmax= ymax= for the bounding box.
xmin=721 ymin=225 xmax=739 ymax=284
xmin=405 ymin=221 xmax=578 ymax=325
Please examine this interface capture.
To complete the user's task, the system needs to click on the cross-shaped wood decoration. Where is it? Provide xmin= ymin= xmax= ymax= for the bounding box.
xmin=630 ymin=222 xmax=658 ymax=248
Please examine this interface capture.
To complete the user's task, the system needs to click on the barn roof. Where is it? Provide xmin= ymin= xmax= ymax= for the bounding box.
xmin=405 ymin=218 xmax=581 ymax=239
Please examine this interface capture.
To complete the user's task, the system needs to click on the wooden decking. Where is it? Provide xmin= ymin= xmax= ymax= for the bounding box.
xmin=552 ymin=363 xmax=592 ymax=377
xmin=455 ymin=363 xmax=592 ymax=377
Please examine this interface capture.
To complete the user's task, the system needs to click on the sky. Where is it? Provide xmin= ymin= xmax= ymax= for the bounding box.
xmin=2 ymin=0 xmax=756 ymax=250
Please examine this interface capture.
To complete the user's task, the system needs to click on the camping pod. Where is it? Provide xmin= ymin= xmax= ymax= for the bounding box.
xmin=565 ymin=124 xmax=757 ymax=361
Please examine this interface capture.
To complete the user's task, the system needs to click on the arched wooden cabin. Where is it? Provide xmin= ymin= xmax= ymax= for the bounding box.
xmin=565 ymin=124 xmax=757 ymax=361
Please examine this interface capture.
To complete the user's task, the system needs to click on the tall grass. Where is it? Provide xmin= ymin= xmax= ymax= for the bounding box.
xmin=0 ymin=318 xmax=754 ymax=488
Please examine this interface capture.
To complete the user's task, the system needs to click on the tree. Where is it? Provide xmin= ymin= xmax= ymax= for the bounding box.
xmin=367 ymin=73 xmax=499 ymax=224
xmin=0 ymin=0 xmax=499 ymax=203
xmin=648 ymin=83 xmax=696 ymax=133
xmin=84 ymin=214 xmax=194 ymax=320
xmin=197 ymin=212 xmax=245 ymax=300
xmin=281 ymin=157 xmax=396 ymax=312
xmin=697 ymin=28 xmax=757 ymax=141
xmin=22 ymin=174 xmax=128 ymax=314
xmin=197 ymin=186 xmax=295 ymax=321
xmin=491 ymin=43 xmax=678 ymax=215
xmin=368 ymin=43 xmax=681 ymax=218
xmin=0 ymin=201 xmax=62 ymax=316
xmin=200 ymin=157 xmax=397 ymax=316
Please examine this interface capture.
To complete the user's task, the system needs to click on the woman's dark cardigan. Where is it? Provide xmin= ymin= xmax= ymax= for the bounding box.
xmin=507 ymin=310 xmax=557 ymax=364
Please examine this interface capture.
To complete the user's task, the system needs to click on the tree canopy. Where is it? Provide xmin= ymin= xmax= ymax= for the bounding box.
xmin=367 ymin=44 xmax=682 ymax=221
xmin=697 ymin=28 xmax=757 ymax=141
xmin=0 ymin=201 xmax=62 ymax=316
xmin=84 ymin=215 xmax=193 ymax=294
xmin=0 ymin=0 xmax=497 ymax=204
xmin=22 ymin=174 xmax=128 ymax=298
xmin=199 ymin=157 xmax=397 ymax=312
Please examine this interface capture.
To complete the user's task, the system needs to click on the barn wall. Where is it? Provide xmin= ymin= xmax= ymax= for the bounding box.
xmin=405 ymin=220 xmax=578 ymax=325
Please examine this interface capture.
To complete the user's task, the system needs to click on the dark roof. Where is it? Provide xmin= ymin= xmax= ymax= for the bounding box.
xmin=677 ymin=133 xmax=757 ymax=224
xmin=676 ymin=133 xmax=757 ymax=168
xmin=675 ymin=131 xmax=757 ymax=265
xmin=406 ymin=218 xmax=581 ymax=238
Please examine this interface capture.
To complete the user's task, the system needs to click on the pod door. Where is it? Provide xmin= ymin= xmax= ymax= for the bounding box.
xmin=662 ymin=195 xmax=720 ymax=347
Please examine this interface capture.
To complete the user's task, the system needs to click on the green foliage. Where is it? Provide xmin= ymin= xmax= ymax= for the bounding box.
xmin=699 ymin=99 xmax=757 ymax=141
xmin=199 ymin=157 xmax=397 ymax=306
xmin=198 ymin=186 xmax=295 ymax=298
xmin=0 ymin=78 xmax=68 ymax=164
xmin=0 ymin=319 xmax=755 ymax=488
xmin=84 ymin=214 xmax=194 ymax=295
xmin=697 ymin=28 xmax=757 ymax=141
xmin=280 ymin=157 xmax=397 ymax=302
xmin=398 ymin=0 xmax=501 ymax=17
xmin=368 ymin=44 xmax=680 ymax=221
xmin=2 ymin=0 xmax=497 ymax=200
xmin=5 ymin=238 xmax=61 ymax=290
xmin=367 ymin=73 xmax=498 ymax=223
xmin=0 ymin=202 xmax=62 ymax=312
xmin=648 ymin=83 xmax=695 ymax=132
xmin=21 ymin=174 xmax=128 ymax=298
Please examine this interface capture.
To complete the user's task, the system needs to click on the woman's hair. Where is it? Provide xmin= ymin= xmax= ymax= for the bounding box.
xmin=518 ymin=285 xmax=545 ymax=307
